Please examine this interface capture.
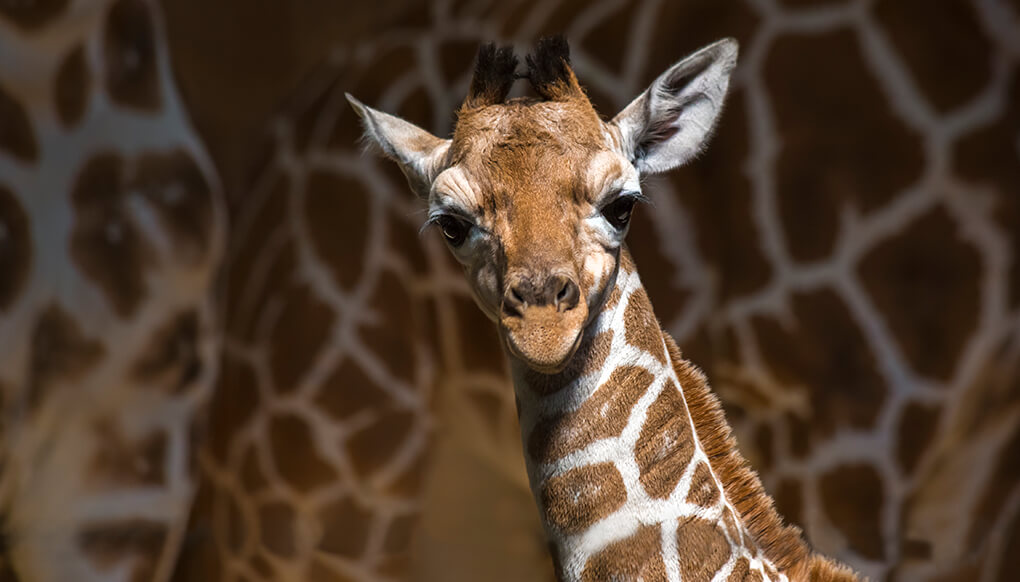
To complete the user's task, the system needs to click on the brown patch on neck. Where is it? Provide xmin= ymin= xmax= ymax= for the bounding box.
xmin=624 ymin=286 xmax=666 ymax=364
xmin=0 ymin=185 xmax=31 ymax=312
xmin=635 ymin=379 xmax=694 ymax=499
xmin=540 ymin=462 xmax=626 ymax=534
xmin=581 ymin=523 xmax=667 ymax=582
xmin=686 ymin=462 xmax=720 ymax=507
xmin=663 ymin=336 xmax=859 ymax=581
xmin=55 ymin=44 xmax=91 ymax=128
xmin=0 ymin=81 xmax=38 ymax=163
xmin=676 ymin=517 xmax=730 ymax=582
xmin=527 ymin=363 xmax=650 ymax=463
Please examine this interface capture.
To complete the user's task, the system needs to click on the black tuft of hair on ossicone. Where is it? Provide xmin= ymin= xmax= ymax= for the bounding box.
xmin=524 ymin=35 xmax=576 ymax=100
xmin=465 ymin=42 xmax=519 ymax=108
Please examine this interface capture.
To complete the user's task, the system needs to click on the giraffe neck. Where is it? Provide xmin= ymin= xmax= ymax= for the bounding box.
xmin=508 ymin=250 xmax=854 ymax=582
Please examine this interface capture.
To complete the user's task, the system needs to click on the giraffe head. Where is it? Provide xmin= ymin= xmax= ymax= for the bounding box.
xmin=348 ymin=36 xmax=737 ymax=372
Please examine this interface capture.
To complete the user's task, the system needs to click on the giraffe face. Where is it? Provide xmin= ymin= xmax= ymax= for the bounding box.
xmin=428 ymin=100 xmax=640 ymax=372
xmin=349 ymin=37 xmax=738 ymax=373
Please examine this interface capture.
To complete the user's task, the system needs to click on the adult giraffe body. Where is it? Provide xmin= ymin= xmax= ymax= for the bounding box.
xmin=349 ymin=37 xmax=857 ymax=582
xmin=0 ymin=1 xmax=226 ymax=580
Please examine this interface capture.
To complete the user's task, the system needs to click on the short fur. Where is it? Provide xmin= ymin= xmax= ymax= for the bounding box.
xmin=665 ymin=335 xmax=860 ymax=582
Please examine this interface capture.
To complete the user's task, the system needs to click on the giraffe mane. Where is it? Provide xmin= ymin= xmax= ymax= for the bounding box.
xmin=663 ymin=336 xmax=860 ymax=582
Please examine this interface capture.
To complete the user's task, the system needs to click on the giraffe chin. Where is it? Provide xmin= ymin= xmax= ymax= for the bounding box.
xmin=500 ymin=304 xmax=587 ymax=374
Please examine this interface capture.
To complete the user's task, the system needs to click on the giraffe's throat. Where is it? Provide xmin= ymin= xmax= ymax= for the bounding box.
xmin=508 ymin=250 xmax=789 ymax=581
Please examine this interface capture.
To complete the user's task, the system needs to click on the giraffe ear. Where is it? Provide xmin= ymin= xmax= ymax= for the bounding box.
xmin=611 ymin=38 xmax=738 ymax=175
xmin=346 ymin=93 xmax=451 ymax=197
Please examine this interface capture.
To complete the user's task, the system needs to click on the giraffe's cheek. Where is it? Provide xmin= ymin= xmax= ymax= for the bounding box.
xmin=501 ymin=303 xmax=588 ymax=373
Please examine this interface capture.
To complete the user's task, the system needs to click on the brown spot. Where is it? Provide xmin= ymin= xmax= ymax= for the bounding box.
xmin=0 ymin=0 xmax=68 ymax=30
xmin=874 ymin=0 xmax=992 ymax=112
xmin=55 ymin=44 xmax=91 ymax=128
xmin=0 ymin=80 xmax=38 ymax=163
xmin=766 ymin=29 xmax=924 ymax=261
xmin=528 ymin=363 xmax=651 ymax=462
xmin=304 ymin=171 xmax=369 ymax=291
xmin=522 ymin=328 xmax=614 ymax=396
xmin=258 ymin=501 xmax=296 ymax=558
xmin=686 ymin=462 xmax=720 ymax=507
xmin=676 ymin=517 xmax=731 ymax=582
xmin=132 ymin=151 xmax=216 ymax=263
xmin=635 ymin=382 xmax=695 ymax=499
xmin=786 ymin=411 xmax=812 ymax=459
xmin=859 ymin=207 xmax=981 ymax=381
xmin=346 ymin=408 xmax=415 ymax=478
xmin=382 ymin=513 xmax=417 ymax=554
xmin=315 ymin=358 xmax=388 ymax=421
xmin=753 ymin=290 xmax=887 ymax=438
xmin=268 ymin=413 xmax=336 ymax=493
xmin=71 ymin=154 xmax=151 ymax=318
xmin=819 ymin=464 xmax=885 ymax=560
xmin=79 ymin=520 xmax=167 ymax=582
xmin=895 ymin=401 xmax=941 ymax=474
xmin=540 ymin=463 xmax=626 ymax=534
xmin=386 ymin=452 xmax=427 ymax=499
xmin=728 ymin=557 xmax=752 ymax=582
xmin=222 ymin=488 xmax=246 ymax=555
xmin=581 ymin=523 xmax=667 ymax=582
xmin=624 ymin=287 xmax=666 ymax=364
xmin=0 ymin=186 xmax=31 ymax=312
xmin=438 ymin=40 xmax=479 ymax=87
xmin=467 ymin=389 xmax=504 ymax=441
xmin=239 ymin=446 xmax=267 ymax=494
xmin=104 ymin=0 xmax=160 ymax=111
xmin=318 ymin=496 xmax=372 ymax=558
xmin=268 ymin=283 xmax=334 ymax=393
xmin=131 ymin=310 xmax=201 ymax=393
xmin=89 ymin=420 xmax=166 ymax=487
xmin=206 ymin=354 xmax=260 ymax=464
xmin=27 ymin=304 xmax=105 ymax=412
xmin=360 ymin=271 xmax=419 ymax=385
xmin=774 ymin=479 xmax=803 ymax=529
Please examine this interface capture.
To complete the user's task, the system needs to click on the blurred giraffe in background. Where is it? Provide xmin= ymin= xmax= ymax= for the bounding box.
xmin=1 ymin=0 xmax=1017 ymax=581
xmin=170 ymin=1 xmax=1020 ymax=581
xmin=0 ymin=0 xmax=226 ymax=581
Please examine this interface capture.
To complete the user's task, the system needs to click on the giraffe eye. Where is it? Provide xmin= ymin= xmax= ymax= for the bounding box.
xmin=435 ymin=215 xmax=471 ymax=247
xmin=601 ymin=196 xmax=637 ymax=230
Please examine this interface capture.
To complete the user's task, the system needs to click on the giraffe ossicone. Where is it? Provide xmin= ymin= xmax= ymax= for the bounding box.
xmin=350 ymin=36 xmax=858 ymax=582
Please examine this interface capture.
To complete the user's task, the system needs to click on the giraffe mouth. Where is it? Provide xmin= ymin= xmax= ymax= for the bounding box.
xmin=500 ymin=304 xmax=587 ymax=373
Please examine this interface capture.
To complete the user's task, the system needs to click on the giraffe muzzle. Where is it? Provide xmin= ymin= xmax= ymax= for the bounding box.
xmin=499 ymin=273 xmax=587 ymax=373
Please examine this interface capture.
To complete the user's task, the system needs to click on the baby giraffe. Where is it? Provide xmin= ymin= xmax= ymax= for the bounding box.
xmin=348 ymin=37 xmax=859 ymax=582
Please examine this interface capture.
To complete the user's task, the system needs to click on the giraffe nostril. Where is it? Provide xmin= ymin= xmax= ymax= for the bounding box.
xmin=554 ymin=278 xmax=580 ymax=312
